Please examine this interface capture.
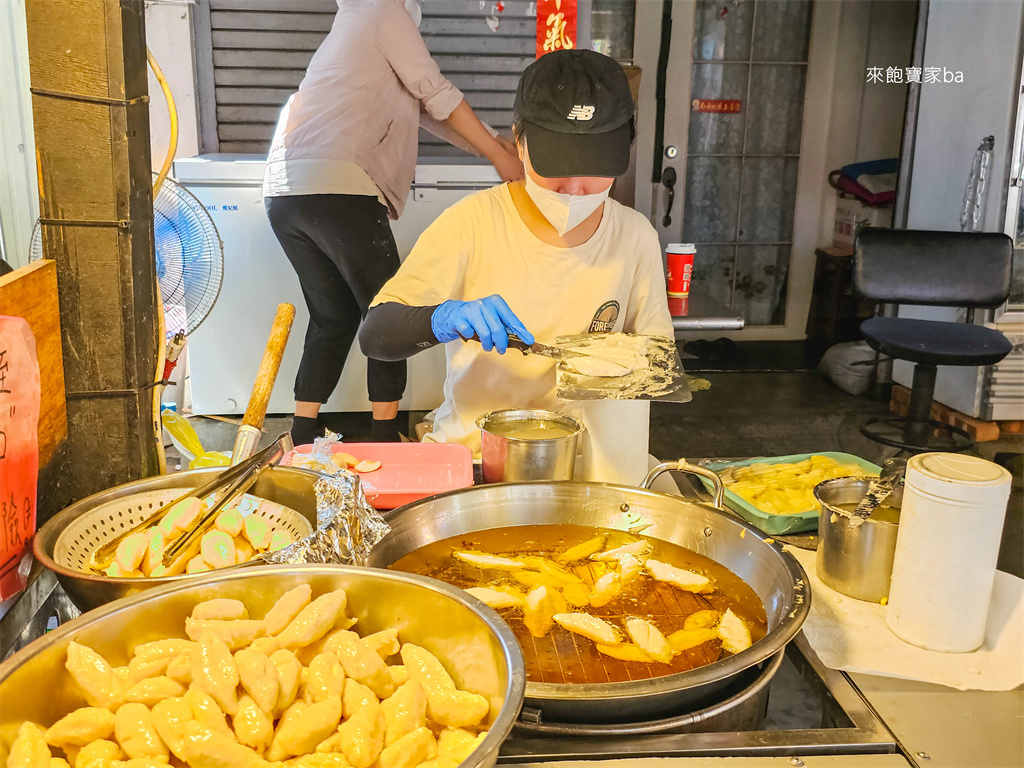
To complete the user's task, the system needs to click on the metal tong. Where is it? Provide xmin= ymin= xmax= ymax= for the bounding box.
xmin=161 ymin=434 xmax=294 ymax=569
xmin=89 ymin=434 xmax=293 ymax=573
xmin=849 ymin=457 xmax=906 ymax=527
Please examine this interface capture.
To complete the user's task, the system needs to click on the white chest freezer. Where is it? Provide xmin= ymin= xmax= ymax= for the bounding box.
xmin=172 ymin=154 xmax=500 ymax=415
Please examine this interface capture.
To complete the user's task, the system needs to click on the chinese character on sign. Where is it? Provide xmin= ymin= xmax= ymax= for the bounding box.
xmin=866 ymin=67 xmax=884 ymax=83
xmin=924 ymin=66 xmax=941 ymax=83
xmin=536 ymin=0 xmax=576 ymax=58
xmin=886 ymin=66 xmax=903 ymax=84
xmin=906 ymin=66 xmax=922 ymax=83
xmin=0 ymin=316 xmax=40 ymax=599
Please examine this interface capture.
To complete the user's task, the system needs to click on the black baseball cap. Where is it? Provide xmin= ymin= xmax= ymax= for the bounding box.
xmin=513 ymin=50 xmax=634 ymax=178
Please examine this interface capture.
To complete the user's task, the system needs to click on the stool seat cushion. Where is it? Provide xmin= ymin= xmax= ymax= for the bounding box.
xmin=861 ymin=317 xmax=1012 ymax=366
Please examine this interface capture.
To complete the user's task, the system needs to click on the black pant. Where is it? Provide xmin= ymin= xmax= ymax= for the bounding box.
xmin=265 ymin=194 xmax=407 ymax=404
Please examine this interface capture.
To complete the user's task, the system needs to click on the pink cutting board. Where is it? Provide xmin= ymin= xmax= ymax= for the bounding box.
xmin=282 ymin=442 xmax=473 ymax=509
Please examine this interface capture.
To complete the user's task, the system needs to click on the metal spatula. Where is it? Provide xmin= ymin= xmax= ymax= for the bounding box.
xmin=849 ymin=457 xmax=906 ymax=527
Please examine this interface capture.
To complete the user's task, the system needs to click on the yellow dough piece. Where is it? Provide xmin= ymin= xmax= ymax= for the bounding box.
xmin=65 ymin=641 xmax=122 ymax=709
xmin=400 ymin=644 xmax=488 ymax=729
xmin=184 ymin=688 xmax=235 ymax=741
xmin=595 ymin=642 xmax=655 ymax=663
xmin=277 ymin=589 xmax=349 ymax=650
xmin=73 ymin=739 xmax=123 ymax=768
xmin=264 ymin=589 xmax=311 ymax=638
xmin=645 ymin=559 xmax=713 ymax=594
xmin=617 ymin=554 xmax=645 ymax=584
xmin=200 ymin=530 xmax=236 ymax=570
xmin=560 ymin=583 xmax=592 ymax=608
xmin=267 ymin=701 xmax=306 ymax=761
xmin=683 ymin=609 xmax=721 ymax=630
xmin=242 ymin=516 xmax=272 ymax=551
xmin=307 ymin=652 xmax=347 ymax=703
xmin=132 ymin=638 xmax=194 ymax=663
xmin=192 ymin=598 xmax=249 ymax=622
xmin=381 ymin=679 xmax=427 ymax=746
xmin=288 ymin=753 xmax=352 ymax=768
xmin=44 ymin=707 xmax=115 ymax=749
xmin=166 ymin=653 xmax=193 ymax=686
xmin=126 ymin=655 xmax=170 ymax=685
xmin=233 ymin=694 xmax=274 ymax=753
xmin=360 ymin=629 xmax=400 ymax=660
xmin=377 ymin=726 xmax=437 ymax=768
xmin=185 ymin=618 xmax=266 ymax=650
xmin=452 ymin=551 xmax=525 ymax=571
xmin=437 ymin=728 xmax=487 ymax=763
xmin=151 ymin=696 xmax=194 ymax=761
xmin=331 ymin=633 xmax=395 ymax=700
xmin=342 ymin=679 xmax=380 ymax=719
xmin=120 ymin=675 xmax=186 ymax=707
xmin=523 ymin=586 xmax=556 ymax=639
xmin=191 ymin=631 xmax=241 ymax=715
xmin=234 ymin=648 xmax=280 ymax=715
xmin=554 ymin=535 xmax=606 ymax=563
xmin=8 ymin=722 xmax=52 ymax=768
xmin=589 ymin=572 xmax=622 ymax=608
xmin=158 ymin=497 xmax=203 ymax=537
xmin=718 ymin=608 xmax=753 ymax=654
xmin=187 ymin=555 xmax=213 ymax=573
xmin=590 ymin=540 xmax=651 ymax=562
xmin=114 ymin=702 xmax=169 ymax=761
xmin=624 ymin=618 xmax=674 ymax=664
xmin=387 ymin=665 xmax=410 ymax=687
xmin=281 ymin=697 xmax=342 ymax=756
xmin=667 ymin=627 xmax=719 ymax=653
xmin=269 ymin=531 xmax=294 ymax=552
xmin=334 ymin=699 xmax=386 ymax=768
xmin=142 ymin=530 xmax=167 ymax=577
xmin=179 ymin=720 xmax=270 ymax=768
xmin=465 ymin=587 xmax=525 ymax=610
xmin=270 ymin=648 xmax=303 ymax=713
xmin=215 ymin=508 xmax=244 ymax=537
xmin=552 ymin=613 xmax=621 ymax=645
xmin=115 ymin=532 xmax=149 ymax=574
xmin=235 ymin=536 xmax=255 ymax=565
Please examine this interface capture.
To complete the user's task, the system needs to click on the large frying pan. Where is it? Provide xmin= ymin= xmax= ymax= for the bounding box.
xmin=367 ymin=461 xmax=810 ymax=724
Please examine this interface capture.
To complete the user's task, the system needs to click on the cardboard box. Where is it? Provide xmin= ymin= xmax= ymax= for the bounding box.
xmin=833 ymin=192 xmax=893 ymax=251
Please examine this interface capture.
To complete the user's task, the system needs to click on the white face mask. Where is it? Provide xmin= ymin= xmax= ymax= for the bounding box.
xmin=523 ymin=174 xmax=610 ymax=236
xmin=404 ymin=0 xmax=422 ymax=27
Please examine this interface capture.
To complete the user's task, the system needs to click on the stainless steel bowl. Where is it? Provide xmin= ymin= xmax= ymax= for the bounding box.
xmin=0 ymin=565 xmax=526 ymax=768
xmin=815 ymin=477 xmax=903 ymax=602
xmin=33 ymin=467 xmax=320 ymax=611
xmin=476 ymin=409 xmax=584 ymax=483
xmin=369 ymin=480 xmax=809 ymax=723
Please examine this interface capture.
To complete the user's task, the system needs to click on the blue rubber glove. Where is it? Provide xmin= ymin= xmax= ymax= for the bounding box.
xmin=431 ymin=295 xmax=535 ymax=354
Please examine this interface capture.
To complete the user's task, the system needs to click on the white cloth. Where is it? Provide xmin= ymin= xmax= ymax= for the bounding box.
xmin=263 ymin=0 xmax=465 ymax=218
xmin=373 ymin=183 xmax=674 ymax=456
xmin=262 ymin=154 xmax=387 ymax=205
xmin=788 ymin=546 xmax=1024 ymax=691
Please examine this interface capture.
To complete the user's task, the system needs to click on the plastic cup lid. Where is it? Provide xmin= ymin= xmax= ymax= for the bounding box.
xmin=907 ymin=453 xmax=1011 ymax=503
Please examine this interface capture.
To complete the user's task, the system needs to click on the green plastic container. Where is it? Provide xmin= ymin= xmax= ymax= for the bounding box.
xmin=700 ymin=452 xmax=882 ymax=535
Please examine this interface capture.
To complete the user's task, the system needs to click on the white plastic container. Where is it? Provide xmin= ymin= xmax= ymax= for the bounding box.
xmin=886 ymin=453 xmax=1012 ymax=652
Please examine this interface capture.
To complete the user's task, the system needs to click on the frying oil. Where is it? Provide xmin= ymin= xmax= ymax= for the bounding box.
xmin=485 ymin=420 xmax=576 ymax=440
xmin=834 ymin=502 xmax=901 ymax=525
xmin=390 ymin=525 xmax=767 ymax=685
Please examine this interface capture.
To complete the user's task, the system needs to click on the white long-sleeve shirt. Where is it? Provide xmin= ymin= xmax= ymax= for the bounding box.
xmin=263 ymin=0 xmax=465 ymax=218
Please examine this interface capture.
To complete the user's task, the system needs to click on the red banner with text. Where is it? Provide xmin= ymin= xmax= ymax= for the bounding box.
xmin=536 ymin=0 xmax=577 ymax=58
xmin=0 ymin=316 xmax=40 ymax=600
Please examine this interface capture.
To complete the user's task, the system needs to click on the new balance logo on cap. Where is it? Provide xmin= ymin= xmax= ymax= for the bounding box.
xmin=567 ymin=104 xmax=595 ymax=121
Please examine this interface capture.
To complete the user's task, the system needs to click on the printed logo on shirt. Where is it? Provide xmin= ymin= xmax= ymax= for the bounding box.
xmin=589 ymin=301 xmax=620 ymax=333
xmin=567 ymin=105 xmax=596 ymax=121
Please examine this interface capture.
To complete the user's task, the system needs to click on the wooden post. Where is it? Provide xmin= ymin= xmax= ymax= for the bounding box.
xmin=24 ymin=0 xmax=160 ymax=508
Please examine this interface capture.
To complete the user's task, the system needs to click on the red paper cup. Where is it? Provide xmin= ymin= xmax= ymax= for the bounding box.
xmin=666 ymin=245 xmax=696 ymax=297
xmin=667 ymin=296 xmax=689 ymax=316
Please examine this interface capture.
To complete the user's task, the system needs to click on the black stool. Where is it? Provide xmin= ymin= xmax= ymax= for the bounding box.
xmin=854 ymin=228 xmax=1013 ymax=453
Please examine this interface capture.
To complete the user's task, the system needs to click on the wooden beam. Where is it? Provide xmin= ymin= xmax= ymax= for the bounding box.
xmin=25 ymin=0 xmax=160 ymax=508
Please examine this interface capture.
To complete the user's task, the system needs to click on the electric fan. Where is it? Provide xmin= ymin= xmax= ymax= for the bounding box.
xmin=29 ymin=174 xmax=224 ymax=338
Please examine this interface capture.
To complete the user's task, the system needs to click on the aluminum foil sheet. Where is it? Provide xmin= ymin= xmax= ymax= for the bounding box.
xmin=262 ymin=432 xmax=391 ymax=566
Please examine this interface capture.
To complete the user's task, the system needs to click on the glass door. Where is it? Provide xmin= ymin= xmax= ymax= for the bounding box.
xmin=680 ymin=0 xmax=813 ymax=327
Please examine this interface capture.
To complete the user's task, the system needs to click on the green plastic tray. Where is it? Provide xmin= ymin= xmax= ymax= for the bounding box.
xmin=699 ymin=452 xmax=882 ymax=535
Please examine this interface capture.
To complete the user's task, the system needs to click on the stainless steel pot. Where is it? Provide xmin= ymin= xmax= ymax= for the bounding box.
xmin=33 ymin=467 xmax=320 ymax=611
xmin=476 ymin=409 xmax=584 ymax=483
xmin=367 ymin=464 xmax=809 ymax=724
xmin=0 ymin=565 xmax=525 ymax=768
xmin=815 ymin=477 xmax=903 ymax=603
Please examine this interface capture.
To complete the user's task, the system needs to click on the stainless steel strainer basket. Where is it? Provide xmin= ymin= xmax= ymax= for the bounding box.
xmin=35 ymin=467 xmax=319 ymax=611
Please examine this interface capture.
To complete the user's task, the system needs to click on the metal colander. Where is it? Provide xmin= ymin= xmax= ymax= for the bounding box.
xmin=53 ymin=488 xmax=312 ymax=574
xmin=35 ymin=467 xmax=320 ymax=611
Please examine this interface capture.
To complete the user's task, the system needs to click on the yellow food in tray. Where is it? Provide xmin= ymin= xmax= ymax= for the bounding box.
xmin=7 ymin=586 xmax=490 ymax=768
xmin=91 ymin=494 xmax=296 ymax=578
xmin=718 ymin=455 xmax=870 ymax=516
